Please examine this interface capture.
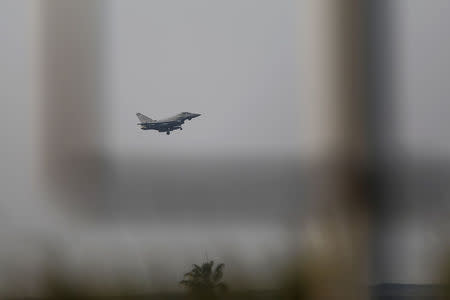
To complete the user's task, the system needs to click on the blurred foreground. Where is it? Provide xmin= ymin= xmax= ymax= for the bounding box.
xmin=1 ymin=0 xmax=450 ymax=299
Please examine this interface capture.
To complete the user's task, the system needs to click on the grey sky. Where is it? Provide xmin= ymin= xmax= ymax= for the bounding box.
xmin=394 ymin=0 xmax=450 ymax=158
xmin=0 ymin=0 xmax=450 ymax=292
xmin=107 ymin=0 xmax=301 ymax=157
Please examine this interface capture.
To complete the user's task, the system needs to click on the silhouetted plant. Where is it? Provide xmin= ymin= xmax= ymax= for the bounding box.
xmin=180 ymin=261 xmax=227 ymax=298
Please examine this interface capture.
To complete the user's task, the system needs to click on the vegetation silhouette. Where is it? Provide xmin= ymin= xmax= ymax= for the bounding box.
xmin=180 ymin=261 xmax=227 ymax=299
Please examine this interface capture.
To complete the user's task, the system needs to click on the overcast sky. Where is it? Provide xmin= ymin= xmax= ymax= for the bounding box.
xmin=107 ymin=0 xmax=302 ymax=158
xmin=0 ymin=0 xmax=450 ymax=291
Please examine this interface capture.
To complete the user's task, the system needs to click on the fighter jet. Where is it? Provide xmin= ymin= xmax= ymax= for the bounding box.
xmin=136 ymin=112 xmax=201 ymax=135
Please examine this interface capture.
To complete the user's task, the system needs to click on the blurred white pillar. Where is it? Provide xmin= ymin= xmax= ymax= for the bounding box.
xmin=40 ymin=0 xmax=108 ymax=207
xmin=303 ymin=0 xmax=366 ymax=159
xmin=302 ymin=0 xmax=370 ymax=299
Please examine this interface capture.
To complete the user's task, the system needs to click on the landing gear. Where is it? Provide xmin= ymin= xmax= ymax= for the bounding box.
xmin=166 ymin=131 xmax=170 ymax=135
xmin=180 ymin=127 xmax=183 ymax=130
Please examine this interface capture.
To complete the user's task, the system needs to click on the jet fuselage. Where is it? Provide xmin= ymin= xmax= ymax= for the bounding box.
xmin=137 ymin=112 xmax=201 ymax=135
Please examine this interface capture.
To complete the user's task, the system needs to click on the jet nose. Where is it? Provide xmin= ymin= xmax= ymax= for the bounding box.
xmin=192 ymin=113 xmax=201 ymax=118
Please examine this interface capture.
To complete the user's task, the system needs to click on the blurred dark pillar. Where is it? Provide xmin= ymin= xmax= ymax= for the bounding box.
xmin=324 ymin=0 xmax=394 ymax=289
xmin=366 ymin=0 xmax=395 ymax=284
xmin=41 ymin=0 xmax=107 ymax=207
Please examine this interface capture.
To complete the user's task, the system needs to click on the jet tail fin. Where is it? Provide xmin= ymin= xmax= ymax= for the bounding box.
xmin=136 ymin=113 xmax=154 ymax=123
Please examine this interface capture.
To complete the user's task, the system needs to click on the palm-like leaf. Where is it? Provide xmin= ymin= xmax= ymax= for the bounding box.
xmin=180 ymin=260 xmax=227 ymax=295
xmin=212 ymin=263 xmax=224 ymax=283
